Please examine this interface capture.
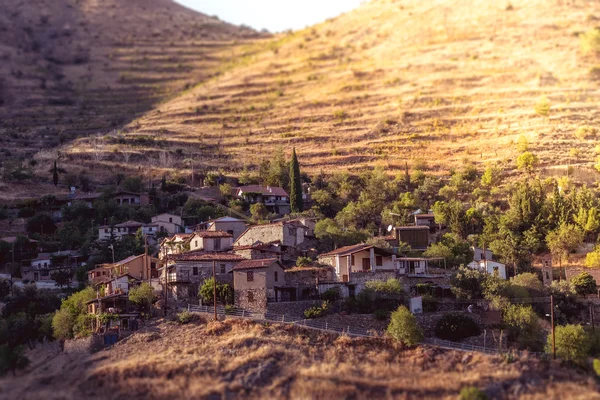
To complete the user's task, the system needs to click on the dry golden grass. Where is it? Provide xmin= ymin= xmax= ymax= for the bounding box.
xmin=2 ymin=318 xmax=599 ymax=399
xmin=60 ymin=0 xmax=600 ymax=185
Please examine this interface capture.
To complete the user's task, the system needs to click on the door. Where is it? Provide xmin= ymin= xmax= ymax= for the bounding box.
xmin=362 ymin=258 xmax=370 ymax=271
xmin=34 ymin=272 xmax=39 ymax=281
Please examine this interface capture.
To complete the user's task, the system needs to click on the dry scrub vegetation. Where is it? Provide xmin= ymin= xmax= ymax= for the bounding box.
xmin=1 ymin=318 xmax=599 ymax=399
xmin=62 ymin=0 xmax=600 ymax=183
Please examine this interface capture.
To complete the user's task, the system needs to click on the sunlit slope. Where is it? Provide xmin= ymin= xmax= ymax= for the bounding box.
xmin=71 ymin=0 xmax=597 ymax=181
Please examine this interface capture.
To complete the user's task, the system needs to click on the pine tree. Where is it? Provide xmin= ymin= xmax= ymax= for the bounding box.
xmin=52 ymin=161 xmax=59 ymax=186
xmin=289 ymin=148 xmax=303 ymax=213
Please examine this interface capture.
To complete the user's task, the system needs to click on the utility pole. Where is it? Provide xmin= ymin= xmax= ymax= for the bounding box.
xmin=590 ymin=305 xmax=595 ymax=332
xmin=212 ymin=260 xmax=217 ymax=320
xmin=551 ymin=295 xmax=556 ymax=360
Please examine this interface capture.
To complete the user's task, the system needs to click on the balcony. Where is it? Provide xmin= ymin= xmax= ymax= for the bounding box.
xmin=166 ymin=271 xmax=190 ymax=283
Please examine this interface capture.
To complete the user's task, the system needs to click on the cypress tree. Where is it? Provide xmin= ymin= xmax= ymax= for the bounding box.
xmin=161 ymin=174 xmax=167 ymax=192
xmin=52 ymin=161 xmax=59 ymax=186
xmin=289 ymin=148 xmax=303 ymax=213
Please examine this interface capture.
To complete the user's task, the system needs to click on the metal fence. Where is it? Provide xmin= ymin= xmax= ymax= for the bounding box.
xmin=187 ymin=304 xmax=547 ymax=356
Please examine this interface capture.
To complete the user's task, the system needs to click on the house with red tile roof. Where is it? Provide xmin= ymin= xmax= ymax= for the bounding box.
xmin=234 ymin=185 xmax=290 ymax=215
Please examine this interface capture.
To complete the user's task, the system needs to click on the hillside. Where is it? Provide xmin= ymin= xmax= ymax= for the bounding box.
xmin=62 ymin=0 xmax=600 ymax=183
xmin=0 ymin=0 xmax=265 ymax=188
xmin=1 ymin=318 xmax=599 ymax=399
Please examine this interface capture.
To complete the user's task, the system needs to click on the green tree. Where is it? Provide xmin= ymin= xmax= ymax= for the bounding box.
xmin=199 ymin=278 xmax=233 ymax=305
xmin=450 ymin=267 xmax=487 ymax=299
xmin=0 ymin=345 xmax=29 ymax=376
xmin=570 ymin=272 xmax=597 ymax=296
xmin=386 ymin=306 xmax=423 ymax=346
xmin=52 ymin=161 xmax=59 ymax=187
xmin=503 ymin=304 xmax=543 ymax=350
xmin=51 ymin=287 xmax=96 ymax=340
xmin=289 ymin=147 xmax=303 ymax=213
xmin=516 ymin=151 xmax=539 ymax=173
xmin=547 ymin=324 xmax=591 ymax=363
xmin=480 ymin=165 xmax=500 ymax=187
xmin=51 ymin=269 xmax=73 ymax=289
xmin=26 ymin=213 xmax=57 ymax=235
xmin=128 ymin=283 xmax=155 ymax=312
xmin=534 ymin=96 xmax=551 ymax=118
xmin=250 ymin=203 xmax=269 ymax=223
xmin=546 ymin=224 xmax=584 ymax=267
xmin=585 ymin=248 xmax=600 ymax=268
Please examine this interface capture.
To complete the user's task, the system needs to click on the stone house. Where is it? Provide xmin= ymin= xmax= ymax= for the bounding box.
xmin=152 ymin=213 xmax=184 ymax=235
xmin=233 ymin=258 xmax=286 ymax=312
xmin=318 ymin=244 xmax=397 ymax=283
xmin=234 ymin=220 xmax=315 ymax=260
xmin=200 ymin=216 xmax=248 ymax=241
xmin=234 ymin=185 xmax=290 ymax=215
xmin=189 ymin=230 xmax=233 ymax=252
xmin=162 ymin=251 xmax=246 ymax=300
xmin=279 ymin=265 xmax=335 ymax=301
xmin=88 ymin=265 xmax=113 ymax=284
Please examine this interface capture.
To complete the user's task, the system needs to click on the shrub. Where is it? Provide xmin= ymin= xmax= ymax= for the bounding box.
xmin=304 ymin=304 xmax=326 ymax=319
xmin=365 ymin=278 xmax=404 ymax=295
xmin=570 ymin=272 xmax=597 ymax=296
xmin=177 ymin=310 xmax=194 ymax=324
xmin=516 ymin=151 xmax=539 ymax=173
xmin=435 ymin=313 xmax=480 ymax=342
xmin=386 ymin=306 xmax=423 ymax=346
xmin=296 ymin=256 xmax=312 ymax=267
xmin=593 ymin=359 xmax=600 ymax=377
xmin=374 ymin=309 xmax=389 ymax=321
xmin=224 ymin=304 xmax=235 ymax=315
xmin=460 ymin=386 xmax=488 ymax=400
xmin=199 ymin=278 xmax=233 ymax=305
xmin=321 ymin=287 xmax=341 ymax=302
xmin=581 ymin=28 xmax=600 ymax=55
xmin=534 ymin=96 xmax=550 ymax=117
xmin=547 ymin=324 xmax=591 ymax=363
xmin=503 ymin=304 xmax=543 ymax=350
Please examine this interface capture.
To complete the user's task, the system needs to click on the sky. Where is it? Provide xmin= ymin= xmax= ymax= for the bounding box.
xmin=175 ymin=0 xmax=364 ymax=32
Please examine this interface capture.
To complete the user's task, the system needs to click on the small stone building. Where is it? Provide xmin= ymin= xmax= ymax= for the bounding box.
xmin=233 ymin=258 xmax=286 ymax=312
xmin=189 ymin=231 xmax=233 ymax=252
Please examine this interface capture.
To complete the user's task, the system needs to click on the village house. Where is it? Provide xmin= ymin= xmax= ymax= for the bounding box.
xmin=233 ymin=258 xmax=286 ymax=312
xmin=396 ymin=257 xmax=430 ymax=275
xmin=414 ymin=213 xmax=436 ymax=230
xmin=234 ymin=220 xmax=315 ymax=260
xmin=0 ymin=236 xmax=39 ymax=254
xmin=189 ymin=231 xmax=233 ymax=252
xmin=161 ymin=251 xmax=246 ymax=299
xmin=318 ymin=244 xmax=397 ymax=284
xmin=112 ymin=191 xmax=149 ymax=206
xmin=89 ymin=254 xmax=159 ymax=283
xmin=159 ymin=233 xmax=193 ymax=259
xmin=21 ymin=250 xmax=83 ymax=282
xmin=233 ymin=241 xmax=282 ymax=260
xmin=467 ymin=259 xmax=507 ymax=280
xmin=395 ymin=226 xmax=430 ymax=251
xmin=472 ymin=247 xmax=494 ymax=262
xmin=234 ymin=185 xmax=290 ymax=215
xmin=197 ymin=216 xmax=248 ymax=241
xmin=98 ymin=220 xmax=158 ymax=241
xmin=151 ymin=213 xmax=184 ymax=235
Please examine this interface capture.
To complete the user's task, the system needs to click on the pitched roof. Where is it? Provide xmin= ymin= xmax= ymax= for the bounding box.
xmin=114 ymin=254 xmax=144 ymax=265
xmin=232 ymin=258 xmax=281 ymax=270
xmin=99 ymin=220 xmax=146 ymax=229
xmin=193 ymin=230 xmax=233 ymax=238
xmin=169 ymin=251 xmax=246 ymax=262
xmin=319 ymin=244 xmax=372 ymax=257
xmin=415 ymin=214 xmax=435 ymax=219
xmin=233 ymin=241 xmax=281 ymax=251
xmin=211 ymin=216 xmax=245 ymax=223
xmin=236 ymin=185 xmax=289 ymax=197
xmin=395 ymin=225 xmax=431 ymax=230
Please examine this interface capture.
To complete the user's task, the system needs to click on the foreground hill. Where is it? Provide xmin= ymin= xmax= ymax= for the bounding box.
xmin=1 ymin=319 xmax=598 ymax=399
xmin=0 ymin=0 xmax=264 ymax=166
xmin=65 ymin=0 xmax=600 ymax=182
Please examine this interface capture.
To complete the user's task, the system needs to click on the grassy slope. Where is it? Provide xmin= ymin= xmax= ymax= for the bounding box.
xmin=1 ymin=318 xmax=598 ymax=399
xmin=64 ymin=0 xmax=600 ymax=181
xmin=0 ymin=0 xmax=266 ymax=199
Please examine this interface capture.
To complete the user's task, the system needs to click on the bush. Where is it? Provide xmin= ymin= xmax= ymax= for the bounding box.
xmin=570 ymin=272 xmax=597 ymax=296
xmin=547 ymin=324 xmax=590 ymax=363
xmin=177 ymin=310 xmax=194 ymax=324
xmin=581 ymin=28 xmax=600 ymax=55
xmin=304 ymin=302 xmax=329 ymax=319
xmin=503 ymin=305 xmax=543 ymax=350
xmin=296 ymin=256 xmax=312 ymax=267
xmin=593 ymin=359 xmax=600 ymax=377
xmin=199 ymin=278 xmax=233 ymax=305
xmin=435 ymin=313 xmax=480 ymax=342
xmin=386 ymin=306 xmax=423 ymax=346
xmin=224 ymin=304 xmax=235 ymax=315
xmin=459 ymin=386 xmax=488 ymax=400
xmin=374 ymin=309 xmax=389 ymax=321
xmin=365 ymin=278 xmax=404 ymax=295
xmin=321 ymin=287 xmax=341 ymax=302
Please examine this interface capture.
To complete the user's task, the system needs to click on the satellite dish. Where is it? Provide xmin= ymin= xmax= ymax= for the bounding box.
xmin=387 ymin=225 xmax=393 ymax=232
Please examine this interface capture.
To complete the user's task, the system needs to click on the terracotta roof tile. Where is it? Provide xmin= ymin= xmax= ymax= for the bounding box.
xmin=170 ymin=251 xmax=246 ymax=262
xmin=232 ymin=258 xmax=280 ymax=270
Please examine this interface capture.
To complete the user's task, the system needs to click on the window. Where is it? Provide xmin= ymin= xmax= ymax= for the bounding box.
xmin=220 ymin=264 xmax=226 ymax=274
xmin=169 ymin=217 xmax=173 ymax=223
xmin=274 ymin=271 xmax=278 ymax=282
xmin=215 ymin=238 xmax=221 ymax=250
xmin=362 ymin=258 xmax=370 ymax=271
xmin=104 ymin=229 xmax=109 ymax=233
xmin=193 ymin=267 xmax=198 ymax=276
xmin=247 ymin=291 xmax=254 ymax=303
xmin=351 ymin=255 xmax=355 ymax=266
xmin=195 ymin=240 xmax=198 ymax=248
xmin=247 ymin=271 xmax=254 ymax=282
xmin=375 ymin=256 xmax=383 ymax=267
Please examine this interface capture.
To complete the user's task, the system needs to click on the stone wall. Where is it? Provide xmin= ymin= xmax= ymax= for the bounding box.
xmin=63 ymin=334 xmax=104 ymax=354
xmin=266 ymin=300 xmax=323 ymax=318
xmin=235 ymin=287 xmax=267 ymax=312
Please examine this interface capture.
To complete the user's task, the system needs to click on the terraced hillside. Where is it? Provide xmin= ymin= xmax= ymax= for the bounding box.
xmin=65 ymin=0 xmax=600 ymax=182
xmin=0 ymin=0 xmax=265 ymax=167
